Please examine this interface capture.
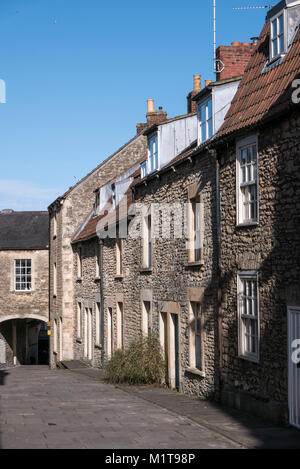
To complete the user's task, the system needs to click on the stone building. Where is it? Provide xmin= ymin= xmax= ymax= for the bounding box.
xmin=48 ymin=101 xmax=169 ymax=368
xmin=0 ymin=210 xmax=49 ymax=368
xmin=210 ymin=0 xmax=300 ymax=426
xmin=70 ymin=64 xmax=246 ymax=397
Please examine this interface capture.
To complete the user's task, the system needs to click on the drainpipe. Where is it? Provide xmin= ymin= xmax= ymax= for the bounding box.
xmin=216 ymin=156 xmax=223 ymax=399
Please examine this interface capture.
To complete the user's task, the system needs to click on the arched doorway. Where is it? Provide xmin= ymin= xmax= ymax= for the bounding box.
xmin=0 ymin=316 xmax=49 ymax=367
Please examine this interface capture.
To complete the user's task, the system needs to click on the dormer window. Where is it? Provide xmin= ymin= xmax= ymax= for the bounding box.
xmin=199 ymin=97 xmax=213 ymax=143
xmin=141 ymin=160 xmax=148 ymax=179
xmin=111 ymin=183 xmax=116 ymax=208
xmin=148 ymin=134 xmax=158 ymax=173
xmin=270 ymin=12 xmax=285 ymax=60
xmin=94 ymin=190 xmax=100 ymax=215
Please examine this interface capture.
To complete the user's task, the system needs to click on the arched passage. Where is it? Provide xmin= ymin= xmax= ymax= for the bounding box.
xmin=0 ymin=316 xmax=49 ymax=367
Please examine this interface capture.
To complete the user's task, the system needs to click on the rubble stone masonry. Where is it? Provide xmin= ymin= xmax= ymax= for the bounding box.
xmin=217 ymin=110 xmax=300 ymax=424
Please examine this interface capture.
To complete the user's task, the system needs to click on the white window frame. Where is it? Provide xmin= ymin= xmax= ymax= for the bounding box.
xmin=77 ymin=302 xmax=82 ymax=339
xmin=148 ymin=133 xmax=159 ymax=174
xmin=189 ymin=302 xmax=205 ymax=374
xmin=141 ymin=160 xmax=148 ymax=179
xmin=94 ymin=190 xmax=100 ymax=215
xmin=236 ymin=135 xmax=259 ymax=226
xmin=269 ymin=10 xmax=286 ymax=61
xmin=95 ymin=302 xmax=101 ymax=346
xmin=15 ymin=259 xmax=32 ymax=292
xmin=237 ymin=271 xmax=260 ymax=363
xmin=142 ymin=211 xmax=152 ymax=269
xmin=187 ymin=193 xmax=204 ymax=264
xmin=199 ymin=97 xmax=213 ymax=144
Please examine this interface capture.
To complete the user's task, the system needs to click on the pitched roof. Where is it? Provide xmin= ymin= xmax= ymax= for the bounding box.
xmin=216 ymin=22 xmax=300 ymax=140
xmin=48 ymin=133 xmax=143 ymax=210
xmin=0 ymin=211 xmax=49 ymax=250
xmin=72 ymin=173 xmax=140 ymax=244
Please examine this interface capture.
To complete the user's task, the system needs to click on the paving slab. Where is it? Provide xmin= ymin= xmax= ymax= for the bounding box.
xmin=0 ymin=366 xmax=237 ymax=449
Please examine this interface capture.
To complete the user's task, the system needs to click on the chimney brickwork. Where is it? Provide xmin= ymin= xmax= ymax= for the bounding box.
xmin=216 ymin=42 xmax=253 ymax=81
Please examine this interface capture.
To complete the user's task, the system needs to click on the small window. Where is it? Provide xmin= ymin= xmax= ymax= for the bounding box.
xmin=199 ymin=98 xmax=213 ymax=143
xmin=141 ymin=160 xmax=148 ymax=179
xmin=77 ymin=302 xmax=82 ymax=338
xmin=116 ymin=236 xmax=123 ymax=276
xmin=142 ymin=301 xmax=151 ymax=336
xmin=189 ymin=302 xmax=205 ymax=372
xmin=142 ymin=212 xmax=152 ymax=268
xmin=238 ymin=271 xmax=260 ymax=362
xmin=96 ymin=244 xmax=101 ymax=278
xmin=53 ymin=212 xmax=57 ymax=238
xmin=111 ymin=183 xmax=116 ymax=209
xmin=270 ymin=12 xmax=285 ymax=60
xmin=94 ymin=190 xmax=100 ymax=215
xmin=188 ymin=194 xmax=204 ymax=264
xmin=148 ymin=134 xmax=158 ymax=174
xmin=95 ymin=302 xmax=101 ymax=345
xmin=53 ymin=262 xmax=57 ymax=297
xmin=116 ymin=302 xmax=124 ymax=350
xmin=77 ymin=247 xmax=82 ymax=278
xmin=237 ymin=137 xmax=258 ymax=225
xmin=15 ymin=259 xmax=32 ymax=291
xmin=53 ymin=319 xmax=58 ymax=354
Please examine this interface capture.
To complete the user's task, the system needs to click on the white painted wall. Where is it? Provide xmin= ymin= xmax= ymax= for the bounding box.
xmin=159 ymin=115 xmax=197 ymax=170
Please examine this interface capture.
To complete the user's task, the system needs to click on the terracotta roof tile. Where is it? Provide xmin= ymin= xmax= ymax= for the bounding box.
xmin=217 ymin=22 xmax=300 ymax=139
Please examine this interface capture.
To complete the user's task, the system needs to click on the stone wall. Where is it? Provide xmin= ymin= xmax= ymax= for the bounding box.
xmin=217 ymin=111 xmax=300 ymax=424
xmin=49 ymin=133 xmax=147 ymax=367
xmin=0 ymin=249 xmax=49 ymax=368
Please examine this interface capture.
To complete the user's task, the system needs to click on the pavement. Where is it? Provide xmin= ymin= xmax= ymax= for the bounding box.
xmin=0 ymin=366 xmax=238 ymax=449
xmin=0 ymin=365 xmax=299 ymax=449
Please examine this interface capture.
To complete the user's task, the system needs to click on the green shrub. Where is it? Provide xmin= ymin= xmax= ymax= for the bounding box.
xmin=104 ymin=335 xmax=165 ymax=385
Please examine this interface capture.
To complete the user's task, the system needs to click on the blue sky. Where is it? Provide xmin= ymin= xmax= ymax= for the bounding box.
xmin=0 ymin=0 xmax=268 ymax=211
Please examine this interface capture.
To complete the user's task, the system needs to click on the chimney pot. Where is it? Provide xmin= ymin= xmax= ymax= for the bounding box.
xmin=193 ymin=75 xmax=201 ymax=92
xmin=242 ymin=42 xmax=250 ymax=46
xmin=147 ymin=99 xmax=154 ymax=113
xmin=231 ymin=41 xmax=240 ymax=46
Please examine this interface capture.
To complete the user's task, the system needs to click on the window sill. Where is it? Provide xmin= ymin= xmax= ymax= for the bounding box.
xmin=185 ymin=261 xmax=204 ymax=268
xmin=13 ymin=290 xmax=33 ymax=294
xmin=139 ymin=267 xmax=152 ymax=274
xmin=115 ymin=275 xmax=124 ymax=280
xmin=238 ymin=354 xmax=259 ymax=364
xmin=236 ymin=221 xmax=259 ymax=228
xmin=185 ymin=367 xmax=206 ymax=378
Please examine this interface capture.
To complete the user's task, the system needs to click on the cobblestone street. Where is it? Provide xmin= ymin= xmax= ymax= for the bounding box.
xmin=0 ymin=366 xmax=238 ymax=449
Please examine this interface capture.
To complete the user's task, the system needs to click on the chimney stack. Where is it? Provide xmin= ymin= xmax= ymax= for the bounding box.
xmin=216 ymin=41 xmax=253 ymax=81
xmin=187 ymin=75 xmax=201 ymax=114
xmin=146 ymin=99 xmax=167 ymax=126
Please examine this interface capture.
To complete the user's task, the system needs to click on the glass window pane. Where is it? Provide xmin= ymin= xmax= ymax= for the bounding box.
xmin=272 ymin=19 xmax=277 ymax=38
xmin=279 ymin=34 xmax=284 ymax=53
xmin=208 ymin=99 xmax=212 ymax=119
xmin=273 ymin=39 xmax=278 ymax=57
xmin=208 ymin=118 xmax=213 ymax=138
xmin=278 ymin=14 xmax=284 ymax=34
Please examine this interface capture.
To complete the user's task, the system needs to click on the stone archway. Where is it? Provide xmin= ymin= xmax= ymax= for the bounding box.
xmin=0 ymin=316 xmax=49 ymax=368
